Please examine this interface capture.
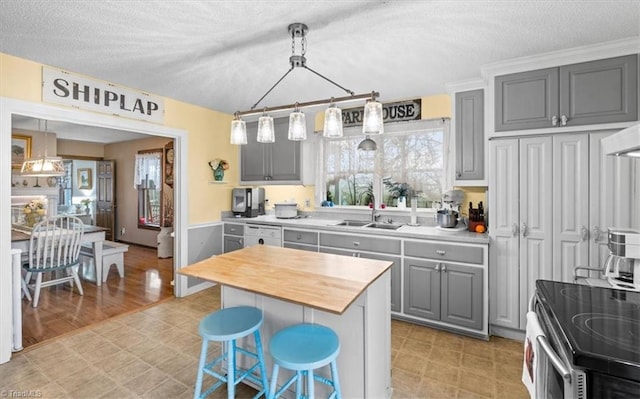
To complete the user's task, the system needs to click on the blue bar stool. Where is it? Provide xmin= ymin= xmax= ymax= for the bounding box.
xmin=194 ymin=306 xmax=269 ymax=399
xmin=268 ymin=323 xmax=342 ymax=399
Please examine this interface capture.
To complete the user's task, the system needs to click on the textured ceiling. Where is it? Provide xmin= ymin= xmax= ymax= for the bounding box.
xmin=1 ymin=0 xmax=640 ymax=121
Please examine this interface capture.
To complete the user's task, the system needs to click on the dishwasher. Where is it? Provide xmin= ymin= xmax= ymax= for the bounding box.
xmin=244 ymin=224 xmax=282 ymax=247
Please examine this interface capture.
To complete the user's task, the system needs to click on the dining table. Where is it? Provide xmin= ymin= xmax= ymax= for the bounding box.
xmin=179 ymin=245 xmax=393 ymax=398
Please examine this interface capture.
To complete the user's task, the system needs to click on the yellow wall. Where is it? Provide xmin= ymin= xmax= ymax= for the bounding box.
xmin=57 ymin=139 xmax=105 ymax=158
xmin=1 ymin=52 xmax=234 ymax=224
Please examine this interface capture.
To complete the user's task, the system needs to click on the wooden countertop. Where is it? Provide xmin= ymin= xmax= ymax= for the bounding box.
xmin=178 ymin=245 xmax=393 ymax=315
xmin=11 ymin=225 xmax=108 ymax=242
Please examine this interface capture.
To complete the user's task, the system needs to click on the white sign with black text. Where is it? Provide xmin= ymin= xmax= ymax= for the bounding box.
xmin=42 ymin=66 xmax=164 ymax=123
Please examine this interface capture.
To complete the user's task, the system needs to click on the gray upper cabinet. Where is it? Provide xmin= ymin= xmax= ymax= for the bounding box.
xmin=455 ymin=89 xmax=484 ymax=180
xmin=241 ymin=116 xmax=301 ymax=183
xmin=495 ymin=54 xmax=638 ymax=132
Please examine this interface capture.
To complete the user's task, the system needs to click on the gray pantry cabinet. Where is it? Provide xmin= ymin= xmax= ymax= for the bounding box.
xmin=223 ymin=223 xmax=244 ymax=253
xmin=454 ymin=89 xmax=484 ymax=181
xmin=403 ymin=240 xmax=483 ymax=330
xmin=495 ymin=54 xmax=638 ymax=131
xmin=319 ymin=232 xmax=402 ymax=313
xmin=241 ymin=116 xmax=301 ymax=183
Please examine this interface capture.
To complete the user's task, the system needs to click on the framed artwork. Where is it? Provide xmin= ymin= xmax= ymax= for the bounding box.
xmin=11 ymin=134 xmax=32 ymax=170
xmin=77 ymin=168 xmax=93 ymax=189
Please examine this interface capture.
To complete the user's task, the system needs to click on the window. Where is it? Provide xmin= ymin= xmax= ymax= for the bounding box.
xmin=134 ymin=149 xmax=162 ymax=229
xmin=322 ymin=119 xmax=449 ymax=208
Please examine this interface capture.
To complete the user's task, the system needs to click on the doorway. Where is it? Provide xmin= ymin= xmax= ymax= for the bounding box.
xmin=1 ymin=98 xmax=190 ymax=362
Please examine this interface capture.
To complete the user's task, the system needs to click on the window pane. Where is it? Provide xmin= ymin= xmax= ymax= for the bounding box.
xmin=135 ymin=151 xmax=162 ymax=228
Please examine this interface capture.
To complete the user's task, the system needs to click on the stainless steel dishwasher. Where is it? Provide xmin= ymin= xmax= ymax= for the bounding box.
xmin=244 ymin=224 xmax=282 ymax=247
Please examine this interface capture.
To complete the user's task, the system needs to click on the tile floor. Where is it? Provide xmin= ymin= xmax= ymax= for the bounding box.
xmin=0 ymin=286 xmax=528 ymax=398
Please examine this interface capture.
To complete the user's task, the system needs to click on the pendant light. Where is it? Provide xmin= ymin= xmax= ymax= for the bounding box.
xmin=230 ymin=22 xmax=380 ymax=144
xmin=323 ymin=102 xmax=343 ymax=138
xmin=230 ymin=113 xmax=247 ymax=145
xmin=363 ymin=96 xmax=384 ymax=135
xmin=256 ymin=112 xmax=275 ymax=143
xmin=288 ymin=104 xmax=307 ymax=140
xmin=357 ymin=136 xmax=377 ymax=151
xmin=21 ymin=119 xmax=65 ymax=177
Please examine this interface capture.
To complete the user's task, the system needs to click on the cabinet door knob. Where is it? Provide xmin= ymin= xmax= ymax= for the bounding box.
xmin=436 ymin=249 xmax=446 ymax=256
xmin=560 ymin=114 xmax=568 ymax=126
xmin=456 ymin=171 xmax=462 ymax=178
xmin=435 ymin=264 xmax=441 ymax=272
xmin=521 ymin=222 xmax=528 ymax=237
xmin=512 ymin=223 xmax=519 ymax=237
xmin=552 ymin=115 xmax=559 ymax=126
xmin=297 ymin=234 xmax=302 ymax=240
xmin=581 ymin=226 xmax=589 ymax=242
xmin=593 ymin=226 xmax=601 ymax=242
xmin=441 ymin=264 xmax=447 ymax=273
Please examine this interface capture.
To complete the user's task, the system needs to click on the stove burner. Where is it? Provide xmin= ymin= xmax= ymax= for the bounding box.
xmin=572 ymin=313 xmax=640 ymax=354
xmin=559 ymin=287 xmax=640 ymax=311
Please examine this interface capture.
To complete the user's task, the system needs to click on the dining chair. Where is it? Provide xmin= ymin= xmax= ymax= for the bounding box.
xmin=23 ymin=215 xmax=85 ymax=308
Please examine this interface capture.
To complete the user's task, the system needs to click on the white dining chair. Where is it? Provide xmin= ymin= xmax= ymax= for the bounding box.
xmin=23 ymin=215 xmax=85 ymax=308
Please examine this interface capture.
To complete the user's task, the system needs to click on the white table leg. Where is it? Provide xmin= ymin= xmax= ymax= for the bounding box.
xmin=93 ymin=241 xmax=103 ymax=286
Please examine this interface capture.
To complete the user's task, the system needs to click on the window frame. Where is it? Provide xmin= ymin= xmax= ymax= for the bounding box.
xmin=135 ymin=148 xmax=163 ymax=231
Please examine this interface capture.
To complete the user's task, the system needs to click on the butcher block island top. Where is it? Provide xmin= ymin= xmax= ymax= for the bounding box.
xmin=178 ymin=245 xmax=393 ymax=314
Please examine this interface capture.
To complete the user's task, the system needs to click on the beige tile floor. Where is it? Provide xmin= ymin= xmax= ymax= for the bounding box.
xmin=0 ymin=286 xmax=528 ymax=399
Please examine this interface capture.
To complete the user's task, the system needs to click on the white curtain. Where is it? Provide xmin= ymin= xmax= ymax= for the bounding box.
xmin=133 ymin=152 xmax=162 ymax=189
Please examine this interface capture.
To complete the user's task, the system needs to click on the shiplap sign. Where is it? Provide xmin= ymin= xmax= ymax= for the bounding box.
xmin=42 ymin=66 xmax=164 ymax=123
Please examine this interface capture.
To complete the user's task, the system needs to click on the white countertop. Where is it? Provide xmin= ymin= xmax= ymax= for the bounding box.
xmin=223 ymin=214 xmax=489 ymax=244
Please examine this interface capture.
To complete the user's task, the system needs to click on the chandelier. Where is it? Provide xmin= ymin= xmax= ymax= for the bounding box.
xmin=230 ymin=23 xmax=384 ymax=145
xmin=21 ymin=119 xmax=65 ymax=177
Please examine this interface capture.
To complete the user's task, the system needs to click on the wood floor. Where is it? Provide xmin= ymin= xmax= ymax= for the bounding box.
xmin=21 ymin=244 xmax=174 ymax=348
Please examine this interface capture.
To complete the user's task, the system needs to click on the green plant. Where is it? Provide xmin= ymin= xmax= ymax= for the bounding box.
xmin=383 ymin=178 xmax=412 ymax=199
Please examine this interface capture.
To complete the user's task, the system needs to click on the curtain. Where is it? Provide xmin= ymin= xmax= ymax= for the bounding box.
xmin=133 ymin=152 xmax=162 ymax=189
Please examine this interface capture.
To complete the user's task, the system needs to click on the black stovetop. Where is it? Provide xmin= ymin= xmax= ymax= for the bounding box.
xmin=536 ymin=280 xmax=640 ymax=382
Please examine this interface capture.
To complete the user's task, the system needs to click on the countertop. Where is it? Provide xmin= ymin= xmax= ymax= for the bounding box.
xmin=178 ymin=245 xmax=393 ymax=314
xmin=223 ymin=214 xmax=489 ymax=244
xmin=11 ymin=225 xmax=109 ymax=242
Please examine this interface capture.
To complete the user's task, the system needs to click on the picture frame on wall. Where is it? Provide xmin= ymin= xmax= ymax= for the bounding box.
xmin=11 ymin=134 xmax=32 ymax=170
xmin=77 ymin=168 xmax=93 ymax=189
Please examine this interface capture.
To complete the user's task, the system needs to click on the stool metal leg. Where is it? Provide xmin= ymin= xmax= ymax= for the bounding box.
xmin=194 ymin=339 xmax=209 ymax=399
xmin=330 ymin=360 xmax=342 ymax=399
xmin=228 ymin=339 xmax=236 ymax=399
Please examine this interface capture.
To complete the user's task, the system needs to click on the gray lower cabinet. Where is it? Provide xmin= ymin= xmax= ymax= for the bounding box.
xmin=223 ymin=223 xmax=244 ymax=253
xmin=403 ymin=259 xmax=483 ymax=330
xmin=283 ymin=228 xmax=318 ymax=252
xmin=241 ymin=116 xmax=301 ymax=183
xmin=319 ymin=232 xmax=401 ymax=312
xmin=455 ymin=89 xmax=484 ymax=181
xmin=495 ymin=54 xmax=638 ymax=131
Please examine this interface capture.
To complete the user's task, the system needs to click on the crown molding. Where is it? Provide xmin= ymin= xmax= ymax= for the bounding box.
xmin=445 ymin=78 xmax=486 ymax=94
xmin=481 ymin=36 xmax=640 ymax=79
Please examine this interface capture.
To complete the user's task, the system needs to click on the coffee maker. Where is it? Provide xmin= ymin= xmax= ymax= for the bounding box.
xmin=604 ymin=228 xmax=640 ymax=292
xmin=232 ymin=188 xmax=265 ymax=217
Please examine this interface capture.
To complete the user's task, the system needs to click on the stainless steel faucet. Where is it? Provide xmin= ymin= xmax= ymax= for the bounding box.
xmin=371 ymin=194 xmax=379 ymax=222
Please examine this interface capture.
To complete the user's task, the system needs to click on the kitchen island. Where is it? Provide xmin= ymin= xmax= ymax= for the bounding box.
xmin=179 ymin=245 xmax=393 ymax=398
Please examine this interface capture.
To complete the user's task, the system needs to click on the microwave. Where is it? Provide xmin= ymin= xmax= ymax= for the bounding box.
xmin=232 ymin=188 xmax=265 ymax=218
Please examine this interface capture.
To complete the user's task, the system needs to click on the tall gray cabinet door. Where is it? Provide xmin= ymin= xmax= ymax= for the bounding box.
xmin=403 ymin=259 xmax=440 ymax=320
xmin=359 ymin=252 xmax=402 ymax=313
xmin=240 ymin=120 xmax=268 ymax=181
xmin=560 ymin=55 xmax=638 ymax=126
xmin=495 ymin=67 xmax=559 ymax=131
xmin=440 ymin=264 xmax=483 ymax=330
xmin=455 ymin=89 xmax=484 ymax=180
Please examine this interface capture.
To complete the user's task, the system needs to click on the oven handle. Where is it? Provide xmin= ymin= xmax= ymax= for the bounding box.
xmin=528 ymin=294 xmax=572 ymax=382
xmin=536 ymin=335 xmax=571 ymax=381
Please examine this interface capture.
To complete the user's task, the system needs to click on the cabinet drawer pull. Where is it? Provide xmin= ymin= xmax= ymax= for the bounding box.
xmin=552 ymin=115 xmax=558 ymax=126
xmin=441 ymin=264 xmax=447 ymax=273
xmin=297 ymin=234 xmax=302 ymax=240
xmin=436 ymin=250 xmax=446 ymax=256
xmin=353 ymin=241 xmax=360 ymax=247
xmin=435 ymin=264 xmax=441 ymax=272
xmin=560 ymin=114 xmax=568 ymax=126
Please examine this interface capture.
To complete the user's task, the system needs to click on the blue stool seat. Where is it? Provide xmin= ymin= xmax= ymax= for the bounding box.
xmin=268 ymin=323 xmax=341 ymax=399
xmin=194 ymin=306 xmax=269 ymax=399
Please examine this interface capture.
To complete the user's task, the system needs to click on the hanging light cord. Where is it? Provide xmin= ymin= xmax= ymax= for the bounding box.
xmin=247 ymin=23 xmax=356 ymax=113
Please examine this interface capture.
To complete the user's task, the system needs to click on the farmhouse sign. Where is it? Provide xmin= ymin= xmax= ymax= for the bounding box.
xmin=42 ymin=66 xmax=164 ymax=123
xmin=342 ymin=99 xmax=421 ymax=127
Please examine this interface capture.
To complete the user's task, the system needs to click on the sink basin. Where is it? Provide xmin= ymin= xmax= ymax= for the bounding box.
xmin=364 ymin=222 xmax=403 ymax=230
xmin=335 ymin=220 xmax=371 ymax=227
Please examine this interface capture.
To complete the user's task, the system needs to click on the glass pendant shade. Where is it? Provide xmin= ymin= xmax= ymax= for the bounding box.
xmin=288 ymin=111 xmax=307 ymax=141
xmin=21 ymin=156 xmax=65 ymax=176
xmin=257 ymin=115 xmax=275 ymax=143
xmin=357 ymin=136 xmax=377 ymax=151
xmin=230 ymin=118 xmax=247 ymax=145
xmin=363 ymin=100 xmax=384 ymax=135
xmin=323 ymin=105 xmax=343 ymax=138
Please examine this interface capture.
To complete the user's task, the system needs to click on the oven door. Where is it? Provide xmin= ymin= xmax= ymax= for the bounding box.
xmin=529 ymin=294 xmax=587 ymax=399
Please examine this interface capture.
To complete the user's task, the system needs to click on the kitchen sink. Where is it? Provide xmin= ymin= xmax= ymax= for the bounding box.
xmin=364 ymin=222 xmax=403 ymax=230
xmin=335 ymin=220 xmax=371 ymax=227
